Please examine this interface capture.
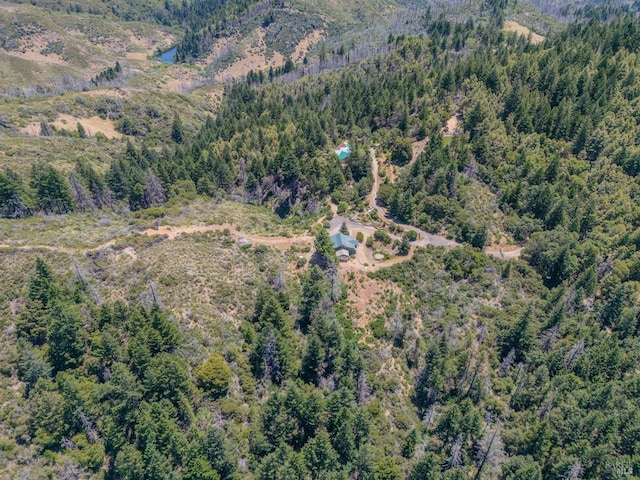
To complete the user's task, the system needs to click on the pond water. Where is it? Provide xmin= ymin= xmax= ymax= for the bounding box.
xmin=157 ymin=47 xmax=177 ymax=64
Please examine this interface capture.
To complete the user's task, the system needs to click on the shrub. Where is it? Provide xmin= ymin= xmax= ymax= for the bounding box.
xmin=195 ymin=354 xmax=231 ymax=397
xmin=374 ymin=229 xmax=392 ymax=244
xmin=370 ymin=317 xmax=387 ymax=339
xmin=403 ymin=230 xmax=418 ymax=242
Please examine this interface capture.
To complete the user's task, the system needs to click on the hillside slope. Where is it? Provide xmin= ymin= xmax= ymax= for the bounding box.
xmin=2 ymin=1 xmax=640 ymax=480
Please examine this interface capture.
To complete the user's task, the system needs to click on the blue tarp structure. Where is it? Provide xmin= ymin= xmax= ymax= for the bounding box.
xmin=334 ymin=142 xmax=351 ymax=160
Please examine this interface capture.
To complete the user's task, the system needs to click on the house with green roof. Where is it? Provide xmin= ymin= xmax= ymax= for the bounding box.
xmin=330 ymin=232 xmax=359 ymax=258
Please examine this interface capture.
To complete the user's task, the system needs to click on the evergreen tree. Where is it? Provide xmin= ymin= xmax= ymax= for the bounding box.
xmin=30 ymin=163 xmax=74 ymax=213
xmin=47 ymin=302 xmax=84 ymax=372
xmin=172 ymin=114 xmax=185 ymax=144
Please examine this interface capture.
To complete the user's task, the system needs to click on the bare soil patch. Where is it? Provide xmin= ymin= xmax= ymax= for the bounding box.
xmin=292 ymin=29 xmax=324 ymax=63
xmin=80 ymin=88 xmax=131 ymax=99
xmin=126 ymin=52 xmax=148 ymax=60
xmin=21 ymin=113 xmax=122 ymax=139
xmin=442 ymin=113 xmax=462 ymax=136
xmin=342 ymin=271 xmax=402 ymax=328
xmin=504 ymin=21 xmax=545 ymax=44
xmin=142 ymin=223 xmax=314 ymax=252
xmin=7 ymin=32 xmax=67 ymax=65
xmin=410 ymin=138 xmax=428 ymax=163
xmin=158 ymin=66 xmax=201 ymax=93
xmin=218 ymin=29 xmax=285 ymax=79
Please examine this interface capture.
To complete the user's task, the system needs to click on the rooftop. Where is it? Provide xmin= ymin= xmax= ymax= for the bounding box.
xmin=331 ymin=232 xmax=358 ymax=250
xmin=334 ymin=142 xmax=351 ymax=161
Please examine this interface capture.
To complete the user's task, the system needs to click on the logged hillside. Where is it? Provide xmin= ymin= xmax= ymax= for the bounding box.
xmin=3 ymin=1 xmax=640 ymax=480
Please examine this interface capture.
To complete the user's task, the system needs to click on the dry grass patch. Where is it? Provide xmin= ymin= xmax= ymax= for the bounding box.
xmin=504 ymin=20 xmax=545 ymax=44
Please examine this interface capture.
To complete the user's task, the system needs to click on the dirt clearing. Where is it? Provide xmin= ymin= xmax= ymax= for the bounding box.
xmin=217 ymin=29 xmax=285 ymax=79
xmin=442 ymin=113 xmax=462 ymax=136
xmin=342 ymin=271 xmax=402 ymax=328
xmin=292 ymin=29 xmax=324 ymax=62
xmin=21 ymin=114 xmax=122 ymax=139
xmin=142 ymin=223 xmax=314 ymax=252
xmin=504 ymin=21 xmax=545 ymax=44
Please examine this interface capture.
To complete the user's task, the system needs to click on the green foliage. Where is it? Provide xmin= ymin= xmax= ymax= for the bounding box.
xmin=403 ymin=230 xmax=418 ymax=242
xmin=171 ymin=114 xmax=184 ymax=144
xmin=46 ymin=302 xmax=84 ymax=372
xmin=315 ymin=228 xmax=337 ymax=267
xmin=196 ymin=354 xmax=231 ymax=397
xmin=374 ymin=457 xmax=402 ymax=480
xmin=524 ymin=229 xmax=578 ymax=288
xmin=374 ymin=230 xmax=391 ymax=245
xmin=398 ymin=236 xmax=411 ymax=256
xmin=92 ymin=61 xmax=122 ymax=86
xmin=8 ymin=8 xmax=640 ymax=480
xmin=30 ymin=163 xmax=74 ymax=214
xmin=370 ymin=317 xmax=388 ymax=340
xmin=0 ymin=168 xmax=32 ymax=217
xmin=76 ymin=122 xmax=87 ymax=139
xmin=114 ymin=444 xmax=145 ymax=480
xmin=390 ymin=136 xmax=413 ymax=166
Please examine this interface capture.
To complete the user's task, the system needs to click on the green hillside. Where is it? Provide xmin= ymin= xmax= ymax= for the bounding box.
xmin=2 ymin=0 xmax=640 ymax=479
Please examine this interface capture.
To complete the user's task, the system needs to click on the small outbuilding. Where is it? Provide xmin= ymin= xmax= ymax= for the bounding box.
xmin=334 ymin=142 xmax=351 ymax=160
xmin=336 ymin=248 xmax=351 ymax=262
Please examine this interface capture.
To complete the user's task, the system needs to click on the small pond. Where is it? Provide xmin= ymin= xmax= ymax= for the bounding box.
xmin=157 ymin=47 xmax=177 ymax=64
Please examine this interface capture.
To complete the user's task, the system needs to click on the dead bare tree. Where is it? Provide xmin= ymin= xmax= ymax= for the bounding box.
xmin=498 ymin=348 xmax=516 ymax=377
xmin=563 ymin=339 xmax=585 ymax=369
xmin=263 ymin=330 xmax=281 ymax=384
xmin=143 ymin=172 xmax=167 ymax=207
xmin=77 ymin=408 xmax=99 ymax=444
xmin=3 ymin=195 xmax=31 ymax=218
xmin=40 ymin=119 xmax=52 ymax=137
xmin=57 ymin=459 xmax=87 ymax=480
xmin=422 ymin=405 xmax=437 ymax=428
xmin=69 ymin=174 xmax=96 ymax=212
xmin=539 ymin=324 xmax=561 ymax=352
xmin=561 ymin=460 xmax=583 ymax=480
xmin=356 ymin=370 xmax=371 ymax=405
xmin=85 ymin=175 xmax=117 ymax=211
xmin=539 ymin=390 xmax=556 ymax=420
xmin=446 ymin=434 xmax=464 ymax=469
xmin=474 ymin=425 xmax=505 ymax=480
xmin=269 ymin=269 xmax=287 ymax=292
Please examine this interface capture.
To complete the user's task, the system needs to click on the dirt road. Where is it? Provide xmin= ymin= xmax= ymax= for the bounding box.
xmin=140 ymin=224 xmax=314 ymax=252
xmin=367 ymin=147 xmax=522 ymax=258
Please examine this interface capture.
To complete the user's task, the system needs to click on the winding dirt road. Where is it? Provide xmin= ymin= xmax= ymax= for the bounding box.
xmin=367 ymin=148 xmax=522 ymax=258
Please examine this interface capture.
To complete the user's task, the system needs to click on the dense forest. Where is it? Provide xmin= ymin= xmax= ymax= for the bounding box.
xmin=4 ymin=3 xmax=640 ymax=479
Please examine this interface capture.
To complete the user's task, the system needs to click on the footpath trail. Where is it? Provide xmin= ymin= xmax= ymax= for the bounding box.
xmin=140 ymin=224 xmax=315 ymax=252
xmin=0 ymin=223 xmax=314 ymax=256
xmin=0 ymin=240 xmax=117 ymax=255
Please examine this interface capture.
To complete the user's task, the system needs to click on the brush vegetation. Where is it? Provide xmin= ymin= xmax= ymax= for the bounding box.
xmin=3 ymin=0 xmax=640 ymax=479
